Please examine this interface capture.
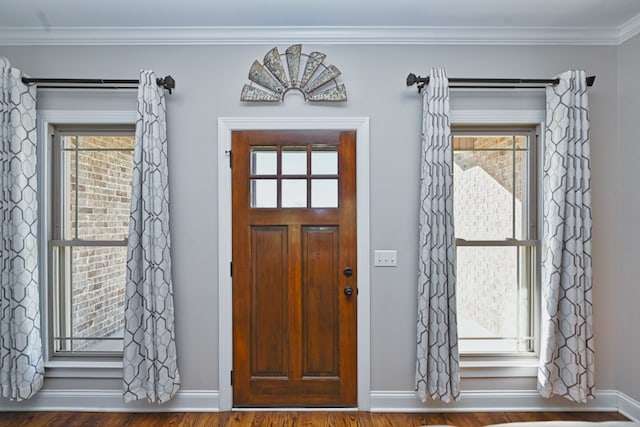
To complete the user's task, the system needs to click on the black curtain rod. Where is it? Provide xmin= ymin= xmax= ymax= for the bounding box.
xmin=21 ymin=75 xmax=176 ymax=94
xmin=406 ymin=73 xmax=595 ymax=92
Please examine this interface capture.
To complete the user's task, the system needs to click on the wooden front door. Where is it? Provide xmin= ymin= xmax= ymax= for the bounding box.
xmin=231 ymin=130 xmax=357 ymax=407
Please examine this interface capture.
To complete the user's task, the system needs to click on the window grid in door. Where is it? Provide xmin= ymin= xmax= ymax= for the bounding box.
xmin=250 ymin=144 xmax=339 ymax=209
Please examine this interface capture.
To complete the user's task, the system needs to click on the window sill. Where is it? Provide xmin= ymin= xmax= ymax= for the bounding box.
xmin=44 ymin=360 xmax=123 ymax=379
xmin=460 ymin=356 xmax=539 ymax=378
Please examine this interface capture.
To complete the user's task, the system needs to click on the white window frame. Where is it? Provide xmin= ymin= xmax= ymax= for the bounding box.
xmin=451 ymin=109 xmax=544 ymax=377
xmin=38 ymin=110 xmax=135 ymax=377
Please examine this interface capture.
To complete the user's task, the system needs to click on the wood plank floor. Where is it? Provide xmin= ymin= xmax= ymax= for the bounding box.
xmin=0 ymin=411 xmax=629 ymax=427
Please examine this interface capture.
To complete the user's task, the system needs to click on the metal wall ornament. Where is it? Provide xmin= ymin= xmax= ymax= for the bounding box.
xmin=241 ymin=44 xmax=347 ymax=103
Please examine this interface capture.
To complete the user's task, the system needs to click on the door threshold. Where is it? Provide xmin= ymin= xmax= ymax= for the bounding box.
xmin=232 ymin=407 xmax=360 ymax=412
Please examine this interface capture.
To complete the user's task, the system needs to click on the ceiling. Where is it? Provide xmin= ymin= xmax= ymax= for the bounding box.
xmin=2 ymin=0 xmax=640 ymax=45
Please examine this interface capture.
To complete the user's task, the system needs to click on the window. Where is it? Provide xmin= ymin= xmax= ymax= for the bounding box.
xmin=49 ymin=125 xmax=135 ymax=357
xmin=453 ymin=126 xmax=538 ymax=356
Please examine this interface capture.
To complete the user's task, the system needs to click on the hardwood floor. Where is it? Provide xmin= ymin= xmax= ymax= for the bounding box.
xmin=0 ymin=411 xmax=629 ymax=427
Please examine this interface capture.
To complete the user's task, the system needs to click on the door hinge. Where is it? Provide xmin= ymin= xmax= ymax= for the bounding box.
xmin=230 ymin=261 xmax=233 ymax=277
xmin=225 ymin=149 xmax=232 ymax=168
xmin=230 ymin=370 xmax=234 ymax=386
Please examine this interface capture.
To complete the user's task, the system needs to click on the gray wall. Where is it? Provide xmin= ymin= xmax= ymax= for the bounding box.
xmin=617 ymin=32 xmax=640 ymax=403
xmin=0 ymin=43 xmax=624 ymax=404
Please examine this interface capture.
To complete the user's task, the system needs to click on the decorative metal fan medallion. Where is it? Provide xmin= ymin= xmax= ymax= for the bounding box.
xmin=241 ymin=44 xmax=347 ymax=103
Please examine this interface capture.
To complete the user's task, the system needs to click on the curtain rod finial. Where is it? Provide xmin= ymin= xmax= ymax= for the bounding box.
xmin=406 ymin=73 xmax=418 ymax=87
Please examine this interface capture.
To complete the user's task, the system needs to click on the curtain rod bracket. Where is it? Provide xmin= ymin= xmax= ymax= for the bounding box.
xmin=406 ymin=73 xmax=427 ymax=93
xmin=156 ymin=75 xmax=175 ymax=94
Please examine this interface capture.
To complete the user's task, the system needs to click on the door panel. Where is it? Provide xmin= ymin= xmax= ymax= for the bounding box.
xmin=232 ymin=130 xmax=357 ymax=407
xmin=250 ymin=226 xmax=288 ymax=377
xmin=302 ymin=226 xmax=339 ymax=378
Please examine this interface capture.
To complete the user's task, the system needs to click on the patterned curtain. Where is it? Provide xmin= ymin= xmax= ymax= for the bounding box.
xmin=123 ymin=70 xmax=180 ymax=404
xmin=538 ymin=70 xmax=594 ymax=403
xmin=0 ymin=57 xmax=44 ymax=401
xmin=415 ymin=68 xmax=460 ymax=403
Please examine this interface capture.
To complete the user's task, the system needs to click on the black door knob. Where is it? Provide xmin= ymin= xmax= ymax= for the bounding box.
xmin=343 ymin=267 xmax=353 ymax=277
xmin=344 ymin=286 xmax=354 ymax=296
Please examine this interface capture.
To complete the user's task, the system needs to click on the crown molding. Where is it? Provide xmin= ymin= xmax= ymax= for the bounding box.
xmin=0 ymin=25 xmax=626 ymax=46
xmin=619 ymin=13 xmax=640 ymax=44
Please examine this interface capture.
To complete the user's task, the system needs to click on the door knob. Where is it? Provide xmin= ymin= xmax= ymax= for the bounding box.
xmin=344 ymin=286 xmax=354 ymax=297
xmin=343 ymin=267 xmax=353 ymax=277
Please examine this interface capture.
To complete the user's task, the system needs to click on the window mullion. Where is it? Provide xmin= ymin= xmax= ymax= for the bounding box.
xmin=69 ymin=246 xmax=74 ymax=352
xmin=456 ymin=239 xmax=537 ymax=247
xmin=73 ymin=136 xmax=78 ymax=240
xmin=512 ymin=135 xmax=516 ymax=239
xmin=50 ymin=239 xmax=128 ymax=247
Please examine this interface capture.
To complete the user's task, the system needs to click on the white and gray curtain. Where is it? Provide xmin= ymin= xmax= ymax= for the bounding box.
xmin=416 ymin=68 xmax=460 ymax=403
xmin=538 ymin=70 xmax=594 ymax=403
xmin=0 ymin=57 xmax=44 ymax=401
xmin=123 ymin=70 xmax=180 ymax=404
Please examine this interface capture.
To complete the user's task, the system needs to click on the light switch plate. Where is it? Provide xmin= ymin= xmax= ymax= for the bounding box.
xmin=374 ymin=250 xmax=397 ymax=267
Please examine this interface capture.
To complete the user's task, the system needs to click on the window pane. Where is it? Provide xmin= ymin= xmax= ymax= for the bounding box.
xmin=54 ymin=245 xmax=126 ymax=353
xmin=457 ymin=246 xmax=532 ymax=353
xmin=515 ymin=135 xmax=528 ymax=149
xmin=282 ymin=147 xmax=307 ymax=175
xmin=311 ymin=179 xmax=338 ymax=208
xmin=453 ymin=149 xmax=521 ymax=240
xmin=251 ymin=147 xmax=277 ymax=175
xmin=72 ymin=245 xmax=126 ymax=352
xmin=62 ymin=135 xmax=77 ymax=149
xmin=76 ymin=135 xmax=134 ymax=149
xmin=251 ymin=179 xmax=277 ymax=208
xmin=61 ymin=136 xmax=134 ymax=241
xmin=74 ymin=150 xmax=133 ymax=240
xmin=311 ymin=147 xmax=338 ymax=175
xmin=56 ymin=337 xmax=124 ymax=353
xmin=453 ymin=135 xmax=514 ymax=150
xmin=61 ymin=148 xmax=77 ymax=240
xmin=282 ymin=179 xmax=307 ymax=207
xmin=514 ymin=150 xmax=527 ymax=240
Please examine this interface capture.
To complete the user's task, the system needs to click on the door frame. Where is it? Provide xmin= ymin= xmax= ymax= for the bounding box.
xmin=218 ymin=117 xmax=370 ymax=410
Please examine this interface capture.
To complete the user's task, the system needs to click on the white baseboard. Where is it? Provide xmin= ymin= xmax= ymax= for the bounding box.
xmin=0 ymin=389 xmax=219 ymax=412
xmin=369 ymin=390 xmax=623 ymax=413
xmin=1 ymin=388 xmax=638 ymax=417
xmin=618 ymin=392 xmax=640 ymax=422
